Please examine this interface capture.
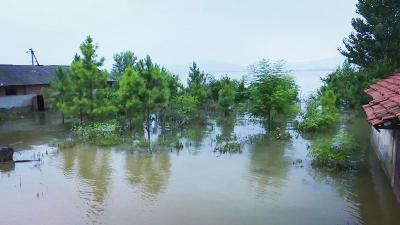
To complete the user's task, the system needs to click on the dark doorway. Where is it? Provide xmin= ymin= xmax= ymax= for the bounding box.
xmin=5 ymin=88 xmax=17 ymax=96
xmin=37 ymin=95 xmax=45 ymax=111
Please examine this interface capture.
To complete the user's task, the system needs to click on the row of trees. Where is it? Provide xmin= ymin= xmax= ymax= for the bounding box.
xmin=48 ymin=36 xmax=299 ymax=146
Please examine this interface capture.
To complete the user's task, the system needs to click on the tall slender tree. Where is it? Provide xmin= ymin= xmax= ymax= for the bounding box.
xmin=135 ymin=55 xmax=170 ymax=150
xmin=116 ymin=67 xmax=146 ymax=127
xmin=47 ymin=67 xmax=71 ymax=124
xmin=69 ymin=36 xmax=110 ymax=121
xmin=187 ymin=62 xmax=208 ymax=105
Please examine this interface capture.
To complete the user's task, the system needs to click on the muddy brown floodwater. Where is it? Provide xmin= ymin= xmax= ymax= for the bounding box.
xmin=1 ymin=111 xmax=400 ymax=225
xmin=1 ymin=72 xmax=400 ymax=225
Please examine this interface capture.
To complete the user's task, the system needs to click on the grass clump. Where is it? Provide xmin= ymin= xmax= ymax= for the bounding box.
xmin=309 ymin=132 xmax=357 ymax=170
xmin=72 ymin=121 xmax=122 ymax=146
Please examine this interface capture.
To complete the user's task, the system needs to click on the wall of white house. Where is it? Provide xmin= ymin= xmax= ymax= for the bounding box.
xmin=0 ymin=94 xmax=35 ymax=110
xmin=371 ymin=127 xmax=398 ymax=186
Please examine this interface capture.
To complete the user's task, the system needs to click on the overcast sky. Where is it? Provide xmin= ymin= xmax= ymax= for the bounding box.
xmin=1 ymin=0 xmax=357 ymax=69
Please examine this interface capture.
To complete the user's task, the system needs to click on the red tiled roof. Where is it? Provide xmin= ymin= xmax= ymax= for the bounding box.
xmin=363 ymin=73 xmax=400 ymax=126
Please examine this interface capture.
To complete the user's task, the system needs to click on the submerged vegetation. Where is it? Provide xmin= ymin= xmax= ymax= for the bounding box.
xmin=47 ymin=36 xmax=300 ymax=150
xmin=299 ymin=89 xmax=340 ymax=132
xmin=72 ymin=121 xmax=122 ymax=146
xmin=309 ymin=132 xmax=357 ymax=170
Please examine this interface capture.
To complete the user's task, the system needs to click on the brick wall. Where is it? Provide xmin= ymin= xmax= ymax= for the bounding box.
xmin=0 ymin=85 xmax=47 ymax=96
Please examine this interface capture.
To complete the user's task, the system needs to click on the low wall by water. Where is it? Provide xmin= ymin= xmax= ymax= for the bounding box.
xmin=371 ymin=128 xmax=397 ymax=184
xmin=0 ymin=95 xmax=35 ymax=111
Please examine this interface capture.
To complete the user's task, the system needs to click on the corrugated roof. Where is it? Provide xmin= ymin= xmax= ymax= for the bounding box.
xmin=363 ymin=73 xmax=400 ymax=126
xmin=0 ymin=64 xmax=69 ymax=86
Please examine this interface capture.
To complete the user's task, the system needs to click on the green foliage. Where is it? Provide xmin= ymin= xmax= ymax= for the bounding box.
xmin=310 ymin=132 xmax=357 ymax=170
xmin=214 ymin=134 xmax=241 ymax=154
xmin=187 ymin=62 xmax=209 ymax=105
xmin=135 ymin=55 xmax=171 ymax=112
xmin=299 ymin=90 xmax=340 ymax=132
xmin=249 ymin=59 xmax=298 ymax=122
xmin=115 ymin=67 xmax=145 ymax=121
xmin=340 ymin=0 xmax=400 ymax=68
xmin=68 ymin=36 xmax=116 ymax=121
xmin=218 ymin=76 xmax=235 ymax=115
xmin=111 ymin=51 xmax=137 ymax=79
xmin=135 ymin=55 xmax=171 ymax=147
xmin=72 ymin=121 xmax=122 ymax=146
xmin=47 ymin=67 xmax=71 ymax=124
xmin=170 ymin=95 xmax=199 ymax=125
xmin=271 ymin=127 xmax=291 ymax=140
xmin=322 ymin=59 xmax=397 ymax=108
xmin=207 ymin=75 xmax=222 ymax=102
xmin=235 ymin=76 xmax=249 ymax=103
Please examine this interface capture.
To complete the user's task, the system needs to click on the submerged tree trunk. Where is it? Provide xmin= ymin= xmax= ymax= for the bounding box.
xmin=61 ymin=112 xmax=65 ymax=125
xmin=146 ymin=111 xmax=151 ymax=153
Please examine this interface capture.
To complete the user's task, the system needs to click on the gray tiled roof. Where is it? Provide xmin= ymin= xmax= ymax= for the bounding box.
xmin=0 ymin=65 xmax=69 ymax=86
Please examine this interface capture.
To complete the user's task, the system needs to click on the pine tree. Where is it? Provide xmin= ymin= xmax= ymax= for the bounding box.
xmin=69 ymin=36 xmax=111 ymax=121
xmin=47 ymin=67 xmax=71 ymax=124
xmin=218 ymin=76 xmax=235 ymax=116
xmin=340 ymin=0 xmax=400 ymax=68
xmin=135 ymin=55 xmax=170 ymax=150
xmin=116 ymin=67 xmax=146 ymax=127
xmin=187 ymin=62 xmax=208 ymax=105
xmin=111 ymin=51 xmax=137 ymax=79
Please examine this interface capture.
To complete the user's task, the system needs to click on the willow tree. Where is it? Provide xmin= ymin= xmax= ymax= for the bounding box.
xmin=135 ymin=55 xmax=170 ymax=150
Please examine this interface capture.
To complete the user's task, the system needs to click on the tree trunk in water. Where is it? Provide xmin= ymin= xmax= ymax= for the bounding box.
xmin=62 ymin=113 xmax=65 ymax=125
xmin=146 ymin=112 xmax=151 ymax=153
xmin=267 ymin=110 xmax=271 ymax=131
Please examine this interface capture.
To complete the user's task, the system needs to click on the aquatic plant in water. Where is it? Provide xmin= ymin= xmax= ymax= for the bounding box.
xmin=309 ymin=132 xmax=357 ymax=170
xmin=72 ymin=121 xmax=122 ymax=146
xmin=214 ymin=134 xmax=241 ymax=154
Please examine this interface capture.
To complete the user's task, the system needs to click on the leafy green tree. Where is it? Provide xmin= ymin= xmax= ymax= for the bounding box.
xmin=218 ymin=76 xmax=235 ymax=115
xmin=249 ymin=59 xmax=298 ymax=125
xmin=207 ymin=75 xmax=222 ymax=102
xmin=322 ymin=59 xmax=397 ymax=108
xmin=165 ymin=73 xmax=183 ymax=100
xmin=235 ymin=76 xmax=249 ymax=103
xmin=340 ymin=0 xmax=400 ymax=68
xmin=69 ymin=36 xmax=112 ymax=121
xmin=47 ymin=67 xmax=71 ymax=124
xmin=115 ymin=67 xmax=146 ymax=126
xmin=187 ymin=62 xmax=208 ymax=105
xmin=111 ymin=51 xmax=138 ymax=79
xmin=170 ymin=95 xmax=199 ymax=125
xmin=135 ymin=55 xmax=170 ymax=149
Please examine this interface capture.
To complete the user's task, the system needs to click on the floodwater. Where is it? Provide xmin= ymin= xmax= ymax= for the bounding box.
xmin=1 ymin=73 xmax=400 ymax=225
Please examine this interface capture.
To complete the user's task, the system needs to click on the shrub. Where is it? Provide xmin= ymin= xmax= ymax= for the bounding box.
xmin=309 ymin=132 xmax=357 ymax=169
xmin=72 ymin=121 xmax=122 ymax=146
xmin=299 ymin=90 xmax=340 ymax=132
